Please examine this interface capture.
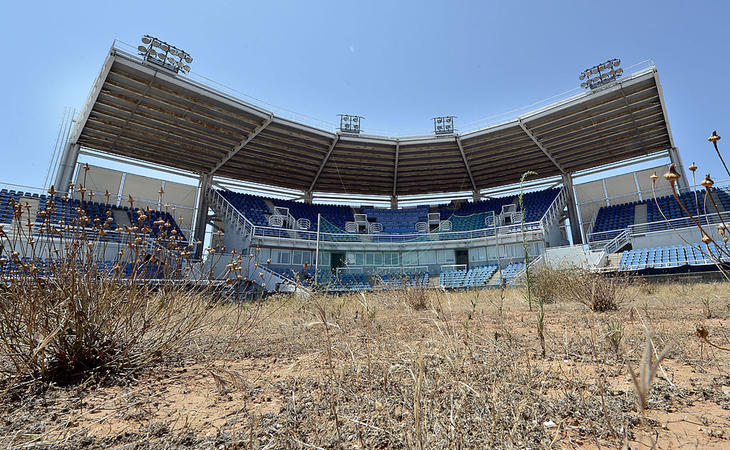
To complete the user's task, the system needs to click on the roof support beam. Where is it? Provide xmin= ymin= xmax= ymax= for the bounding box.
xmin=392 ymin=140 xmax=400 ymax=197
xmin=455 ymin=136 xmax=478 ymax=193
xmin=518 ymin=119 xmax=567 ymax=175
xmin=209 ymin=115 xmax=272 ymax=176
xmin=308 ymin=135 xmax=340 ymax=193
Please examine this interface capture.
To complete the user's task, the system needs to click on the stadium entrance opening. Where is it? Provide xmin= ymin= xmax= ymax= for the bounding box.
xmin=331 ymin=252 xmax=346 ymax=272
xmin=455 ymin=249 xmax=469 ymax=268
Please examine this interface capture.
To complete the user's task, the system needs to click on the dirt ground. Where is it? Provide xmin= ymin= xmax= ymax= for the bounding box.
xmin=2 ymin=281 xmax=730 ymax=448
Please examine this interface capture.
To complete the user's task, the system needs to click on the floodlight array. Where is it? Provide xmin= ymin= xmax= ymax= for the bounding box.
xmin=579 ymin=59 xmax=623 ymax=90
xmin=338 ymin=114 xmax=364 ymax=134
xmin=137 ymin=35 xmax=193 ymax=74
xmin=432 ymin=116 xmax=456 ymax=135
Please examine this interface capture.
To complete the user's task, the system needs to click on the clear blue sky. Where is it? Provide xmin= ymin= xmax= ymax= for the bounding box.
xmin=1 ymin=0 xmax=728 ymax=188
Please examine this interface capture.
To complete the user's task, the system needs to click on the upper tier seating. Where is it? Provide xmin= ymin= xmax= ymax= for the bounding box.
xmin=43 ymin=197 xmax=119 ymax=230
xmin=520 ymin=188 xmax=561 ymax=222
xmin=591 ymin=188 xmax=730 ymax=240
xmin=360 ymin=205 xmax=429 ymax=233
xmin=128 ymin=208 xmax=185 ymax=241
xmin=219 ymin=191 xmax=271 ymax=226
xmin=216 ymin=187 xmax=560 ymax=237
xmin=591 ymin=202 xmax=637 ymax=240
xmin=272 ymin=198 xmax=354 ymax=231
xmin=0 ymin=190 xmax=27 ymax=224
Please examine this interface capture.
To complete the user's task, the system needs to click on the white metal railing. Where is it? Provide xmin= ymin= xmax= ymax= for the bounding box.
xmin=603 ymin=228 xmax=631 ymax=254
xmin=588 ymin=210 xmax=730 ymax=244
xmin=441 ymin=264 xmax=467 ymax=272
xmin=207 ymin=189 xmax=256 ymax=242
xmin=538 ymin=187 xmax=566 ymax=232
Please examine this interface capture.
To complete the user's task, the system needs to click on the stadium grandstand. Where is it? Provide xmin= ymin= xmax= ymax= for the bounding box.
xmin=5 ymin=37 xmax=726 ymax=293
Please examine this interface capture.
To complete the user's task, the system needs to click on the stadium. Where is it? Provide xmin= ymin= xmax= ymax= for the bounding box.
xmin=5 ymin=8 xmax=730 ymax=444
xmin=5 ymin=37 xmax=724 ymax=294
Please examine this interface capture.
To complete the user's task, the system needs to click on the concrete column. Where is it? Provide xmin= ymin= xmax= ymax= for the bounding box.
xmin=390 ymin=195 xmax=398 ymax=209
xmin=53 ymin=142 xmax=80 ymax=192
xmin=192 ymin=173 xmax=211 ymax=259
xmin=561 ymin=173 xmax=583 ymax=245
xmin=668 ymin=147 xmax=689 ymax=192
xmin=304 ymin=191 xmax=313 ymax=204
xmin=472 ymin=190 xmax=481 ymax=203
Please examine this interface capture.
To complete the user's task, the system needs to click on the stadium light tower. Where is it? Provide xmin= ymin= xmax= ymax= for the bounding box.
xmin=137 ymin=35 xmax=193 ymax=75
xmin=579 ymin=59 xmax=623 ymax=90
xmin=433 ymin=116 xmax=456 ymax=135
xmin=338 ymin=114 xmax=363 ymax=134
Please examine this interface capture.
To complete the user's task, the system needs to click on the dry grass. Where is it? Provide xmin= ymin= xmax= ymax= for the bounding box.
xmin=1 ymin=281 xmax=729 ymax=447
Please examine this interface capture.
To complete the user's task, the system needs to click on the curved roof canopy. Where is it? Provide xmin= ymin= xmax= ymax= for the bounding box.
xmin=72 ymin=47 xmax=674 ymax=196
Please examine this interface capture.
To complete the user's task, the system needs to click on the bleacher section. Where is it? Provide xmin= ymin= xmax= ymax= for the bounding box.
xmin=273 ymin=198 xmax=354 ymax=231
xmin=220 ymin=191 xmax=271 ymax=226
xmin=360 ymin=205 xmax=429 ymax=233
xmin=591 ymin=202 xmax=636 ymax=240
xmin=498 ymin=262 xmax=525 ymax=285
xmin=0 ymin=190 xmax=26 ymax=223
xmin=217 ymin=187 xmax=560 ymax=237
xmin=375 ymin=272 xmax=429 ymax=289
xmin=591 ymin=188 xmax=730 ymax=241
xmin=440 ymin=265 xmax=498 ymax=288
xmin=618 ymin=243 xmax=727 ymax=270
xmin=0 ymin=189 xmax=186 ymax=243
xmin=520 ymin=188 xmax=562 ymax=222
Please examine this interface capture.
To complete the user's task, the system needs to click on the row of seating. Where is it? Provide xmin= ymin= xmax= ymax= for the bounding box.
xmin=218 ymin=187 xmax=561 ymax=236
xmin=618 ymin=243 xmax=727 ymax=270
xmin=0 ymin=190 xmax=186 ymax=242
xmin=0 ymin=258 xmax=175 ymax=280
xmin=439 ymin=265 xmax=498 ymax=288
xmin=591 ymin=188 xmax=730 ymax=240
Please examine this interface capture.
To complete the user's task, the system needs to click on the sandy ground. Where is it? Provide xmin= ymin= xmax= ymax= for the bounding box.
xmin=2 ymin=282 xmax=730 ymax=448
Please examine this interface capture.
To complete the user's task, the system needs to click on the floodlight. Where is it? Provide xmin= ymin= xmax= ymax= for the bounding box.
xmin=432 ymin=116 xmax=456 ymax=135
xmin=139 ymin=35 xmax=194 ymax=75
xmin=338 ymin=114 xmax=364 ymax=134
xmin=579 ymin=58 xmax=624 ymax=90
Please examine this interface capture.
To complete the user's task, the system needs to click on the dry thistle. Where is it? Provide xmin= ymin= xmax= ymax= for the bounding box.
xmin=688 ymin=161 xmax=697 ymax=172
xmin=663 ymin=163 xmax=681 ymax=185
xmin=700 ymin=174 xmax=714 ymax=189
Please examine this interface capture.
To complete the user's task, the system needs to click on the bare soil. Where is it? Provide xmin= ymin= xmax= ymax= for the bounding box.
xmin=2 ymin=282 xmax=730 ymax=448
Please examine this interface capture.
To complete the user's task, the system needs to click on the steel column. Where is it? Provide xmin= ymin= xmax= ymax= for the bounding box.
xmin=53 ymin=142 xmax=80 ymax=192
xmin=561 ymin=173 xmax=583 ymax=245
